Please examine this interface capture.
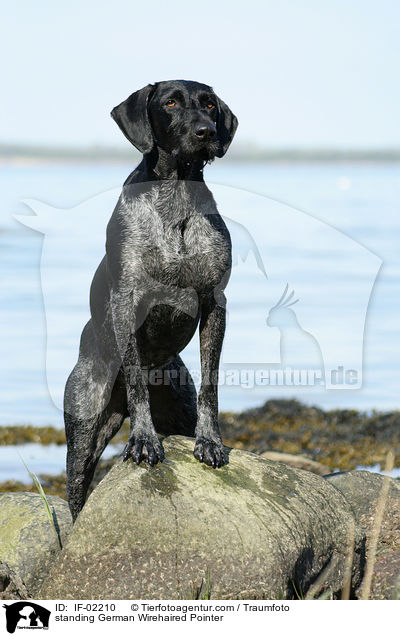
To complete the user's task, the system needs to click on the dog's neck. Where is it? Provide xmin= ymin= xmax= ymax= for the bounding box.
xmin=143 ymin=147 xmax=206 ymax=181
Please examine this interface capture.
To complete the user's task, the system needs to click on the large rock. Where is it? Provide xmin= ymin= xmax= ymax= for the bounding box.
xmin=326 ymin=470 xmax=400 ymax=599
xmin=259 ymin=450 xmax=330 ymax=475
xmin=0 ymin=563 xmax=29 ymax=600
xmin=0 ymin=492 xmax=72 ymax=597
xmin=40 ymin=436 xmax=361 ymax=599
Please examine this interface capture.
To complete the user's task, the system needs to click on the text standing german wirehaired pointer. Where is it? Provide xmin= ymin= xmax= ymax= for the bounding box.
xmin=64 ymin=80 xmax=238 ymax=520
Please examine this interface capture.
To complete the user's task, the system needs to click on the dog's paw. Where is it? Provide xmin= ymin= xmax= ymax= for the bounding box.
xmin=193 ymin=438 xmax=227 ymax=468
xmin=123 ymin=434 xmax=165 ymax=466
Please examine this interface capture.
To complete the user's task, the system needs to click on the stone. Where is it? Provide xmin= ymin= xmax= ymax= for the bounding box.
xmin=0 ymin=492 xmax=72 ymax=597
xmin=40 ymin=436 xmax=361 ymax=599
xmin=259 ymin=451 xmax=330 ymax=475
xmin=326 ymin=470 xmax=400 ymax=599
xmin=0 ymin=563 xmax=29 ymax=600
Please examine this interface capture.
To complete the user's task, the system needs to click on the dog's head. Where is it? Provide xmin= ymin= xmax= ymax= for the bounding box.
xmin=111 ymin=80 xmax=238 ymax=161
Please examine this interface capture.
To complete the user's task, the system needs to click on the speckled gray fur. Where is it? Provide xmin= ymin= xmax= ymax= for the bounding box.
xmin=64 ymin=80 xmax=238 ymax=520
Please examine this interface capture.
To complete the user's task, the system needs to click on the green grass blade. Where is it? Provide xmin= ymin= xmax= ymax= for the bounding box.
xmin=19 ymin=453 xmax=62 ymax=550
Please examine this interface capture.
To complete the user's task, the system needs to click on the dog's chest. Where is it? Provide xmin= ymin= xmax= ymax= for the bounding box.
xmin=133 ymin=186 xmax=231 ymax=292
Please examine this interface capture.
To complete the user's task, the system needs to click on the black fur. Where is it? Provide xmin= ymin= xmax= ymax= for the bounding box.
xmin=65 ymin=80 xmax=238 ymax=520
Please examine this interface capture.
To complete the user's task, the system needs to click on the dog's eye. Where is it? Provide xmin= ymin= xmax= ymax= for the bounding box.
xmin=207 ymin=103 xmax=214 ymax=109
xmin=166 ymin=99 xmax=176 ymax=107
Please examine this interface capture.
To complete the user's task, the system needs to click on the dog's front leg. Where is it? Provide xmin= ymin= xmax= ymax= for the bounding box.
xmin=110 ymin=288 xmax=164 ymax=465
xmin=194 ymin=294 xmax=227 ymax=468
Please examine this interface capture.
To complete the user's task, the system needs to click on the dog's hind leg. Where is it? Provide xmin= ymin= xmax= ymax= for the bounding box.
xmin=148 ymin=355 xmax=197 ymax=438
xmin=65 ymin=321 xmax=127 ymax=521
xmin=65 ymin=370 xmax=127 ymax=521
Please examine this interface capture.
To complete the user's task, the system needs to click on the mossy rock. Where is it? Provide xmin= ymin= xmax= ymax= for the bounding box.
xmin=0 ymin=492 xmax=72 ymax=597
xmin=40 ymin=436 xmax=362 ymax=599
xmin=0 ymin=563 xmax=29 ymax=600
xmin=326 ymin=471 xmax=400 ymax=599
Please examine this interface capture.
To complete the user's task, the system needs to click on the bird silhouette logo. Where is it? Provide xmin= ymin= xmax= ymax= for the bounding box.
xmin=266 ymin=284 xmax=324 ymax=375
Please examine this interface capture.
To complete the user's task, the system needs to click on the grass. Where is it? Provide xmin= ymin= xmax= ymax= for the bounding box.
xmin=19 ymin=454 xmax=63 ymax=550
xmin=192 ymin=569 xmax=212 ymax=600
xmin=178 ymin=569 xmax=212 ymax=600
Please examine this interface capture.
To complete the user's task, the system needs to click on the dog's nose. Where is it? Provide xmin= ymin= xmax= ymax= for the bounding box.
xmin=194 ymin=124 xmax=217 ymax=140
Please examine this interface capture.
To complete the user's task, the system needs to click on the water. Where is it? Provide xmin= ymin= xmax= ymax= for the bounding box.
xmin=1 ymin=159 xmax=399 ymax=430
xmin=0 ymin=442 xmax=122 ymax=483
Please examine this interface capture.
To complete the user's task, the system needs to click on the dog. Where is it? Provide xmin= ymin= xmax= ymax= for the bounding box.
xmin=64 ymin=80 xmax=238 ymax=520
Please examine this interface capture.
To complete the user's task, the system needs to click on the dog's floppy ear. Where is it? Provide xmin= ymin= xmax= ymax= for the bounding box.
xmin=111 ymin=84 xmax=156 ymax=154
xmin=215 ymin=96 xmax=238 ymax=158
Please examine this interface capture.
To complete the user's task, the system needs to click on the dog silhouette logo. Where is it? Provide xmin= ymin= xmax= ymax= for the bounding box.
xmin=2 ymin=602 xmax=50 ymax=633
xmin=15 ymin=182 xmax=381 ymax=400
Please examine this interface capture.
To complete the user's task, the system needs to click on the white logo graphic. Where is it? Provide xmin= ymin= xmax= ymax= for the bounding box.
xmin=16 ymin=183 xmax=381 ymax=410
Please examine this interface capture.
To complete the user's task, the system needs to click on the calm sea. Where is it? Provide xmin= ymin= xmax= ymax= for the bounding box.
xmin=1 ymin=159 xmax=399 ymax=429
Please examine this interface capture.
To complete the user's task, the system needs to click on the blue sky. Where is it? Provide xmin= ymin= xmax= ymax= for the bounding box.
xmin=2 ymin=0 xmax=399 ymax=148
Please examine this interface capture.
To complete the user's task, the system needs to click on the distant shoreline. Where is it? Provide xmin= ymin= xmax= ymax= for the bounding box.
xmin=1 ymin=143 xmax=400 ymax=164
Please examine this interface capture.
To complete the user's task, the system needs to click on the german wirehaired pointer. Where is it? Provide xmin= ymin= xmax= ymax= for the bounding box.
xmin=65 ymin=80 xmax=238 ymax=520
